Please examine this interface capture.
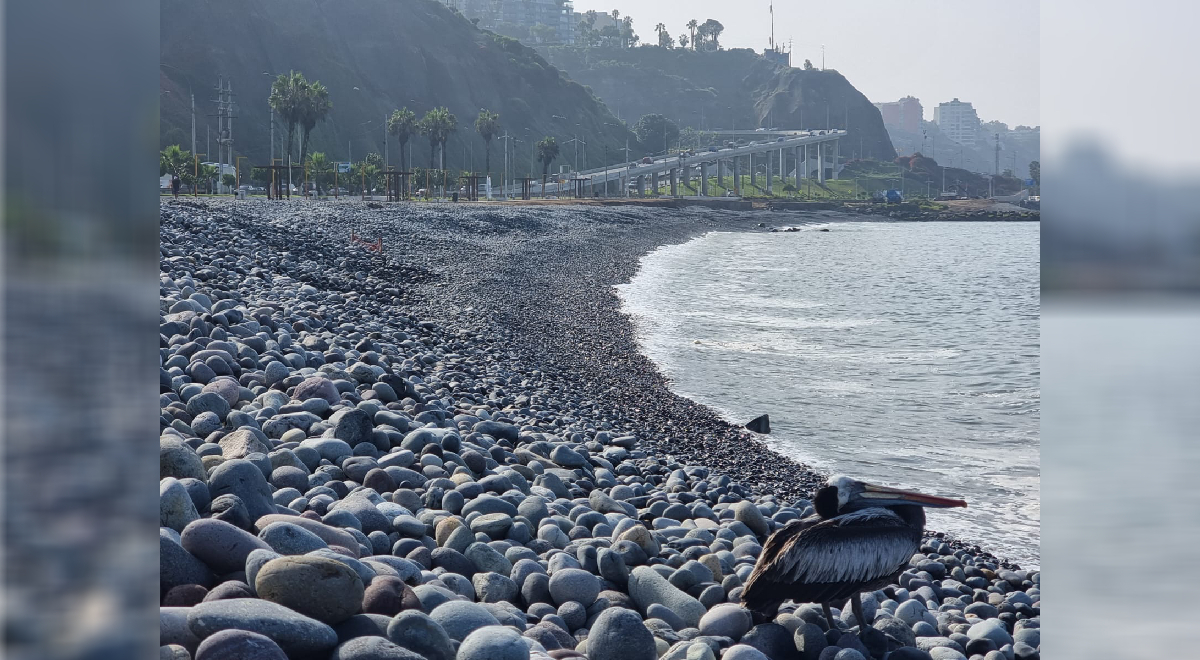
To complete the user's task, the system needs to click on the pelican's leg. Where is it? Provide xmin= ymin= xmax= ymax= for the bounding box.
xmin=822 ymin=602 xmax=837 ymax=630
xmin=851 ymin=593 xmax=870 ymax=628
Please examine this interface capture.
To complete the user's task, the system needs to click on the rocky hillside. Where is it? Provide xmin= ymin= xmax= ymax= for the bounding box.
xmin=160 ymin=0 xmax=633 ymax=172
xmin=543 ymin=46 xmax=896 ymax=161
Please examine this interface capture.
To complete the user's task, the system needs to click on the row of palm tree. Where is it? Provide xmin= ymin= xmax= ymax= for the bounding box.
xmin=268 ymin=71 xmax=333 ymax=170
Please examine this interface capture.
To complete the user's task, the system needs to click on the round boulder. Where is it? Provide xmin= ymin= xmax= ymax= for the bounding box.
xmin=254 ymin=555 xmax=365 ymax=625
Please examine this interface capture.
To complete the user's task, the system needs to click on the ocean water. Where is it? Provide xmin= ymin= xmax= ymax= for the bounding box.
xmin=617 ymin=220 xmax=1040 ymax=566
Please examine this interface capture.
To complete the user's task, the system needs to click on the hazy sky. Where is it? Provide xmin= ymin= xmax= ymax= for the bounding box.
xmin=573 ymin=0 xmax=1040 ymax=127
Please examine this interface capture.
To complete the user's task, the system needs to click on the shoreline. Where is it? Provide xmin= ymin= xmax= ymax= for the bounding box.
xmin=170 ymin=198 xmax=1027 ymax=568
xmin=159 ymin=199 xmax=1038 ymax=659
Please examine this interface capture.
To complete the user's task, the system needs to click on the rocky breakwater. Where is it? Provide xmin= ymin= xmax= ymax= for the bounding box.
xmin=159 ymin=200 xmax=1040 ymax=660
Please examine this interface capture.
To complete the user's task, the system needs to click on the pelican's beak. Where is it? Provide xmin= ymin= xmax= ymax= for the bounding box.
xmin=859 ymin=483 xmax=968 ymax=508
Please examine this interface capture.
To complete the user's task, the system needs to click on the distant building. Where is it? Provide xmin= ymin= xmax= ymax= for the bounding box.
xmin=453 ymin=0 xmax=575 ymax=45
xmin=873 ymin=96 xmax=923 ymax=134
xmin=762 ymin=48 xmax=791 ymax=67
xmin=933 ymin=98 xmax=981 ymax=146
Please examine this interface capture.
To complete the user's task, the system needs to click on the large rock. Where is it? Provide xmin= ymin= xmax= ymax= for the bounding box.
xmin=162 ymin=437 xmax=207 ymax=481
xmin=587 ymin=607 xmax=657 ymax=660
xmin=627 ymin=565 xmax=706 ymax=629
xmin=161 ymin=531 xmax=216 ymax=592
xmin=207 ymin=459 xmax=276 ymax=522
xmin=254 ymin=556 xmax=366 ymax=625
xmin=332 ymin=408 xmax=375 ymax=446
xmin=294 ymin=376 xmax=340 ymax=405
xmin=429 ymin=600 xmax=500 ymax=642
xmin=257 ymin=521 xmax=328 ymax=555
xmin=386 ymin=610 xmax=455 ymax=660
xmin=966 ymin=619 xmax=1013 ymax=647
xmin=698 ymin=604 xmax=753 ymax=640
xmin=194 ymin=629 xmax=287 ymax=660
xmin=186 ymin=598 xmax=338 ymax=658
xmin=329 ymin=636 xmax=425 ymax=660
xmin=180 ymin=518 xmax=272 ymax=575
xmin=218 ymin=429 xmax=271 ymax=459
xmin=473 ymin=420 xmax=518 ymax=441
xmin=161 ymin=478 xmax=200 ymax=532
xmin=457 ymin=626 xmax=530 ymax=660
xmin=548 ymin=568 xmax=600 ymax=607
xmin=731 ymin=501 xmax=769 ymax=537
xmin=254 ymin=514 xmax=361 ymax=557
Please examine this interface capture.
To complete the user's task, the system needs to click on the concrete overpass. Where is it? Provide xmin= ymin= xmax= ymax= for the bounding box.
xmin=530 ymin=129 xmax=846 ymax=198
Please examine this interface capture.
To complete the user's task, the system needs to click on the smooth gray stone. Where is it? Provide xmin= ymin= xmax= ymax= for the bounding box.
xmin=457 ymin=625 xmax=530 ymax=660
xmin=257 ymin=521 xmax=328 ymax=555
xmin=161 ymin=478 xmax=201 ymax=532
xmin=698 ymin=603 xmax=752 ymax=640
xmin=162 ymin=437 xmax=207 ymax=481
xmin=186 ymin=598 xmax=337 ymax=658
xmin=587 ymin=607 xmax=656 ymax=660
xmin=548 ymin=567 xmax=600 ymax=607
xmin=967 ymin=619 xmax=1013 ymax=647
xmin=628 ymin=566 xmax=705 ymax=629
xmin=161 ymin=607 xmax=202 ymax=652
xmin=386 ymin=610 xmax=455 ymax=660
xmin=429 ymin=600 xmax=500 ymax=642
xmin=472 ymin=572 xmax=518 ymax=603
xmin=180 ymin=518 xmax=272 ymax=575
xmin=194 ymin=629 xmax=287 ymax=660
xmin=329 ymin=636 xmax=425 ymax=660
xmin=161 ymin=531 xmax=217 ymax=592
xmin=207 ymin=459 xmax=276 ymax=521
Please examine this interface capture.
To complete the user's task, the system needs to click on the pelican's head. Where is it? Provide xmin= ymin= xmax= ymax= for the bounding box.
xmin=813 ymin=475 xmax=967 ymax=517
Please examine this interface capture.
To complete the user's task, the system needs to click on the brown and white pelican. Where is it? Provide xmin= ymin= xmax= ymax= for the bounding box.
xmin=741 ymin=475 xmax=967 ymax=628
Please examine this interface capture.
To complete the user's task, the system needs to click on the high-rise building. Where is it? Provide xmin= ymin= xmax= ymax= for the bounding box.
xmin=933 ymin=98 xmax=981 ymax=146
xmin=453 ymin=0 xmax=576 ymax=45
xmin=873 ymin=96 xmax=923 ymax=134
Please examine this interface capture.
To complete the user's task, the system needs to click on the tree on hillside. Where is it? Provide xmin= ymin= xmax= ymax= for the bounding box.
xmin=657 ymin=24 xmax=674 ymax=48
xmin=678 ymin=34 xmax=688 ymax=49
xmin=632 ymin=114 xmax=680 ymax=155
xmin=621 ymin=16 xmax=637 ymax=48
xmin=269 ymin=71 xmax=308 ymax=167
xmin=298 ymin=80 xmax=331 ymax=168
xmin=696 ymin=19 xmax=724 ymax=51
xmin=420 ymin=107 xmax=457 ymax=170
xmin=803 ymin=59 xmax=815 ymax=70
xmin=536 ymin=136 xmax=560 ymax=190
xmin=475 ymin=109 xmax=500 ymax=177
xmin=160 ymin=144 xmax=192 ymax=182
xmin=306 ymin=151 xmax=330 ymax=195
xmin=388 ymin=107 xmax=418 ymax=174
xmin=687 ymin=19 xmax=698 ymax=50
xmin=1029 ymin=160 xmax=1040 ymax=186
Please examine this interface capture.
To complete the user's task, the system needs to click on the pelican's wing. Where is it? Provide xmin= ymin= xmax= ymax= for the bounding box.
xmin=744 ymin=508 xmax=920 ymax=608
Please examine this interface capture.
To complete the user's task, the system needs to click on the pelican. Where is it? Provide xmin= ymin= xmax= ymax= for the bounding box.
xmin=741 ymin=475 xmax=967 ymax=628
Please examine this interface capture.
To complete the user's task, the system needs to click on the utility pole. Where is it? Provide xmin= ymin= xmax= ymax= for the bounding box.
xmin=994 ymin=133 xmax=1000 ymax=176
xmin=384 ymin=114 xmax=389 ymax=170
xmin=821 ymin=44 xmax=825 ymax=70
xmin=269 ymin=106 xmax=274 ymax=168
xmin=604 ymin=144 xmax=609 ymax=197
xmin=191 ymin=92 xmax=196 ymax=159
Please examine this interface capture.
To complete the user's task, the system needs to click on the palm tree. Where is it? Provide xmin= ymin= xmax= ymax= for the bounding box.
xmin=268 ymin=71 xmax=307 ymax=167
xmin=306 ymin=152 xmax=330 ymax=195
xmin=687 ymin=19 xmax=698 ymax=51
xmin=298 ymin=81 xmax=331 ymax=169
xmin=536 ymin=136 xmax=559 ymax=194
xmin=388 ymin=108 xmax=418 ymax=174
xmin=474 ymin=109 xmax=500 ymax=178
xmin=160 ymin=144 xmax=192 ymax=180
xmin=200 ymin=163 xmax=219 ymax=194
xmin=420 ymin=107 xmax=457 ymax=170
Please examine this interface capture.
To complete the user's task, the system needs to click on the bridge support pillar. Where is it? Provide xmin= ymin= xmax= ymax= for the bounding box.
xmin=681 ymin=164 xmax=691 ymax=192
xmin=700 ymin=162 xmax=710 ymax=197
xmin=637 ymin=175 xmax=645 ymax=197
xmin=817 ymin=143 xmax=825 ymax=184
xmin=718 ymin=160 xmax=726 ymax=188
xmin=832 ymin=139 xmax=839 ymax=180
xmin=670 ymin=168 xmax=679 ymax=197
xmin=803 ymin=145 xmax=808 ymax=183
xmin=733 ymin=158 xmax=742 ymax=196
xmin=766 ymin=154 xmax=773 ymax=195
xmin=794 ymin=146 xmax=803 ymax=188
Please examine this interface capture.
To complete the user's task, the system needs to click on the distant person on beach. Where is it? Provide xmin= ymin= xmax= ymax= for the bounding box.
xmin=171 ymin=175 xmax=181 ymax=199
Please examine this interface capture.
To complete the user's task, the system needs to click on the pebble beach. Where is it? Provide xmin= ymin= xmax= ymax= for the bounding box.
xmin=159 ymin=199 xmax=1040 ymax=660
